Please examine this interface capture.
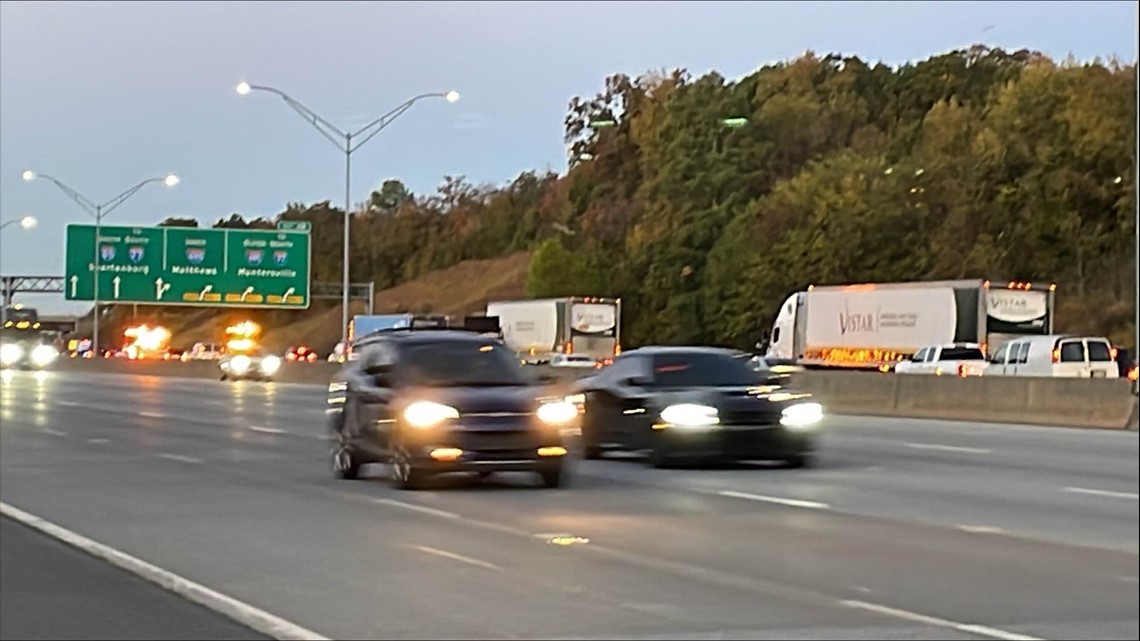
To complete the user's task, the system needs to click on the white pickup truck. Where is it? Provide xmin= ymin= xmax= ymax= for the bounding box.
xmin=894 ymin=343 xmax=987 ymax=377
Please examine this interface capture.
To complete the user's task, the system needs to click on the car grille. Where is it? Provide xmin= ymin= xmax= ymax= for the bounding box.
xmin=454 ymin=430 xmax=545 ymax=455
xmin=719 ymin=409 xmax=782 ymax=426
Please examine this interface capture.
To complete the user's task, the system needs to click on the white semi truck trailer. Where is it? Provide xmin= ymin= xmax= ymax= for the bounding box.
xmin=486 ymin=297 xmax=622 ymax=364
xmin=763 ymin=279 xmax=1056 ymax=370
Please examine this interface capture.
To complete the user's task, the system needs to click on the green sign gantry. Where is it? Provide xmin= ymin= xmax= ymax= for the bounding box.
xmin=64 ymin=224 xmax=311 ymax=308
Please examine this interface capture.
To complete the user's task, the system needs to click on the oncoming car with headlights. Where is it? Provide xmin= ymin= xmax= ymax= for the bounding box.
xmin=327 ymin=330 xmax=576 ymax=490
xmin=0 ymin=323 xmax=60 ymax=370
xmin=219 ymin=348 xmax=282 ymax=381
xmin=575 ymin=347 xmax=823 ymax=468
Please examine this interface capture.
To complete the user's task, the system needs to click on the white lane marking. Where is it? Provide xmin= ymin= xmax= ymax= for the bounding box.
xmin=156 ymin=453 xmax=203 ymax=465
xmin=841 ymin=599 xmax=1042 ymax=641
xmin=87 ymin=438 xmax=111 ymax=445
xmin=139 ymin=411 xmax=167 ymax=419
xmin=249 ymin=425 xmax=286 ymax=435
xmin=957 ymin=525 xmax=1004 ymax=535
xmin=905 ymin=443 xmax=991 ymax=455
xmin=42 ymin=429 xmax=67 ymax=437
xmin=0 ymin=502 xmax=329 ymax=641
xmin=411 ymin=545 xmax=501 ymax=571
xmin=371 ymin=498 xmax=460 ymax=520
xmin=717 ymin=490 xmax=830 ymax=510
xmin=1064 ymin=486 xmax=1139 ymax=500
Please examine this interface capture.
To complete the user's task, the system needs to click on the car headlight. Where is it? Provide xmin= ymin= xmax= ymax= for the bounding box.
xmin=30 ymin=345 xmax=59 ymax=367
xmin=536 ymin=400 xmax=578 ymax=426
xmin=403 ymin=401 xmax=459 ymax=429
xmin=230 ymin=355 xmax=251 ymax=374
xmin=260 ymin=355 xmax=281 ymax=374
xmin=781 ymin=402 xmax=823 ymax=430
xmin=659 ymin=403 xmax=720 ymax=429
xmin=0 ymin=343 xmax=23 ymax=366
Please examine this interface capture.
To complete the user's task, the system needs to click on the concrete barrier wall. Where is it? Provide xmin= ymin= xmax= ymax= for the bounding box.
xmin=47 ymin=359 xmax=1138 ymax=430
xmin=794 ymin=371 xmax=1138 ymax=431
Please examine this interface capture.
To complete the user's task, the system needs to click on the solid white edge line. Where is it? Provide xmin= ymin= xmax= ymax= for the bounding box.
xmin=0 ymin=502 xmax=329 ymax=641
xmin=1063 ymin=486 xmax=1139 ymax=500
xmin=841 ymin=599 xmax=1042 ymax=641
xmin=717 ymin=490 xmax=830 ymax=510
xmin=411 ymin=545 xmax=501 ymax=571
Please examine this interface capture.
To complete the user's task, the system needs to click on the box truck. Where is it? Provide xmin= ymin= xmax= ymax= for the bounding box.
xmin=763 ymin=279 xmax=1056 ymax=369
xmin=486 ymin=297 xmax=621 ymax=364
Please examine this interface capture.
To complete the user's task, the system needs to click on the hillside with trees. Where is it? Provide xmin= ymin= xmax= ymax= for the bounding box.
xmin=145 ymin=45 xmax=1137 ymax=350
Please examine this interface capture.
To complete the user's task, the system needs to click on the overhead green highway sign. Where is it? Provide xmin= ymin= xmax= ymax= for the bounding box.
xmin=64 ymin=224 xmax=311 ymax=308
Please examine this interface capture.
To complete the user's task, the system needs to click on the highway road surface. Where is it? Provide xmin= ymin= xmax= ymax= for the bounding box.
xmin=0 ymin=516 xmax=268 ymax=641
xmin=1 ymin=369 xmax=1136 ymax=640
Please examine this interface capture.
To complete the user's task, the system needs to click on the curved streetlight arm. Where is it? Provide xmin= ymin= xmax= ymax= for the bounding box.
xmin=349 ymin=93 xmax=449 ymax=153
xmin=0 ymin=220 xmax=19 ymax=231
xmin=100 ymin=177 xmax=168 ymax=218
xmin=34 ymin=173 xmax=99 ymax=218
xmin=246 ymin=84 xmax=348 ymax=150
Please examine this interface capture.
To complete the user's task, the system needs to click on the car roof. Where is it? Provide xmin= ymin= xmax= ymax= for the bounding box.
xmin=358 ymin=329 xmax=495 ymax=346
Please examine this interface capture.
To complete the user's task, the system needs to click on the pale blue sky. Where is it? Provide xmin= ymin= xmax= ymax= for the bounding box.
xmin=1 ymin=0 xmax=1136 ymax=313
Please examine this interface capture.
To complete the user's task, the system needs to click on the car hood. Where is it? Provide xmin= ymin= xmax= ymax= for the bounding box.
xmin=402 ymin=384 xmax=549 ymax=416
xmin=645 ymin=385 xmax=814 ymax=412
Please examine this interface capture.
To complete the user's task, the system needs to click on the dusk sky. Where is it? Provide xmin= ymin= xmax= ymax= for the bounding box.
xmin=1 ymin=0 xmax=1136 ymax=313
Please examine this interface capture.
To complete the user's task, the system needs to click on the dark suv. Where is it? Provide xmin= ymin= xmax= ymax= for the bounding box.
xmin=326 ymin=330 xmax=577 ymax=489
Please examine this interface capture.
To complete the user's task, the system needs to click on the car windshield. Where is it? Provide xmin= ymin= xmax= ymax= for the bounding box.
xmin=401 ymin=340 xmax=529 ymax=387
xmin=651 ymin=352 xmax=765 ymax=387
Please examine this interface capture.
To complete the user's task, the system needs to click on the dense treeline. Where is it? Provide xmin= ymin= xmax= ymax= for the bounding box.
xmin=166 ymin=45 xmax=1139 ymax=349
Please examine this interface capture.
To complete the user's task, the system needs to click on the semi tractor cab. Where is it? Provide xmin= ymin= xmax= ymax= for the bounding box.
xmin=764 ymin=279 xmax=1057 ymax=370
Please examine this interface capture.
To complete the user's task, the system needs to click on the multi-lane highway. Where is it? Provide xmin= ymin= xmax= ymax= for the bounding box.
xmin=1 ymin=369 xmax=1137 ymax=640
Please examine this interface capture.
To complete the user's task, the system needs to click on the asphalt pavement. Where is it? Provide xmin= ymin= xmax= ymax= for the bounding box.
xmin=0 ymin=516 xmax=267 ymax=640
xmin=0 ymin=368 xmax=1136 ymax=640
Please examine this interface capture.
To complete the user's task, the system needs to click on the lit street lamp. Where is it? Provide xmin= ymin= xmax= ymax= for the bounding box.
xmin=0 ymin=215 xmax=37 ymax=232
xmin=236 ymin=81 xmax=460 ymax=347
xmin=22 ymin=170 xmax=179 ymax=354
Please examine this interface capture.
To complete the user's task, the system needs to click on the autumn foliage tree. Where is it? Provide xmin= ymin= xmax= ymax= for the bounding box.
xmin=162 ymin=45 xmax=1137 ymax=349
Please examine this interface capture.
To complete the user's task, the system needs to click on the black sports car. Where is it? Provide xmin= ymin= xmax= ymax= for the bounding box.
xmin=326 ymin=330 xmax=577 ymax=489
xmin=575 ymin=346 xmax=823 ymax=468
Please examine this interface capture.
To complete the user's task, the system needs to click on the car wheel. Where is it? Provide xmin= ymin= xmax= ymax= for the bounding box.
xmin=389 ymin=441 xmax=426 ymax=490
xmin=332 ymin=438 xmax=361 ymax=480
xmin=650 ymin=445 xmax=677 ymax=469
xmin=580 ymin=413 xmax=603 ymax=460
xmin=539 ymin=464 xmax=565 ymax=489
xmin=784 ymin=452 xmax=815 ymax=469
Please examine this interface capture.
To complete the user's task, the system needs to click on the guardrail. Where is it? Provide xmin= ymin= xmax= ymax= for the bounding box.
xmin=45 ymin=359 xmax=1139 ymax=431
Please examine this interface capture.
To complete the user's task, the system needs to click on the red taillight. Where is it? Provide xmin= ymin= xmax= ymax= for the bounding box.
xmin=1052 ymin=348 xmax=1060 ymax=364
xmin=1109 ymin=347 xmax=1118 ymax=360
xmin=1129 ymin=366 xmax=1138 ymax=382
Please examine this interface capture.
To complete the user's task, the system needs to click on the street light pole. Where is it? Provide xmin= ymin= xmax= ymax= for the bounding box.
xmin=236 ymin=82 xmax=460 ymax=347
xmin=21 ymin=171 xmax=179 ymax=355
xmin=0 ymin=216 xmax=37 ymax=326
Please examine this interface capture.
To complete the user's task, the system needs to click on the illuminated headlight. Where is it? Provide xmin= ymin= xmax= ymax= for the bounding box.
xmin=537 ymin=401 xmax=578 ymax=426
xmin=230 ymin=355 xmax=251 ymax=374
xmin=403 ymin=401 xmax=459 ymax=429
xmin=259 ymin=355 xmax=281 ymax=374
xmin=780 ymin=402 xmax=823 ymax=430
xmin=30 ymin=345 xmax=59 ymax=367
xmin=659 ymin=403 xmax=720 ymax=429
xmin=0 ymin=343 xmax=23 ymax=366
